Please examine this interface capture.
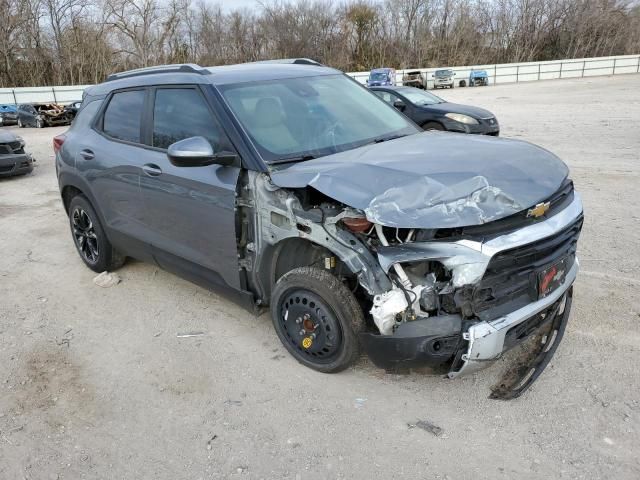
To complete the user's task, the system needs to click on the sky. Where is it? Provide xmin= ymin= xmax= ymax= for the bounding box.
xmin=214 ymin=0 xmax=336 ymax=11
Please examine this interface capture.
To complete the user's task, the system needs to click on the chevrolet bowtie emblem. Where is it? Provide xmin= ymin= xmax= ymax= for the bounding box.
xmin=527 ymin=201 xmax=550 ymax=218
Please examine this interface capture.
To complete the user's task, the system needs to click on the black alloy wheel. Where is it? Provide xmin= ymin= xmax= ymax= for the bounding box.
xmin=67 ymin=195 xmax=125 ymax=272
xmin=72 ymin=207 xmax=99 ymax=264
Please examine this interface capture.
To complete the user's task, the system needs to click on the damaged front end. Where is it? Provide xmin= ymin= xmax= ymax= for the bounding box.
xmin=34 ymin=104 xmax=74 ymax=126
xmin=241 ymin=155 xmax=582 ymax=398
xmin=360 ymin=181 xmax=583 ymax=398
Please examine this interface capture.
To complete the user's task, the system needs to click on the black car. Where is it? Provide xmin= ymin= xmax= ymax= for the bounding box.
xmin=55 ymin=61 xmax=582 ymax=398
xmin=371 ymin=86 xmax=499 ymax=135
xmin=63 ymin=101 xmax=82 ymax=117
xmin=0 ymin=130 xmax=34 ymax=177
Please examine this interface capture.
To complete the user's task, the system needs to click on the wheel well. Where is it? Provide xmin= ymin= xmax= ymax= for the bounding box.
xmin=272 ymin=238 xmax=332 ymax=287
xmin=422 ymin=121 xmax=444 ymax=130
xmin=61 ymin=185 xmax=83 ymax=213
xmin=258 ymin=238 xmax=352 ymax=304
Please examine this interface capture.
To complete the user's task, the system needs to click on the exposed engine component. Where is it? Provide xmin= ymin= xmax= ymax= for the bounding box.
xmin=371 ymin=288 xmax=408 ymax=335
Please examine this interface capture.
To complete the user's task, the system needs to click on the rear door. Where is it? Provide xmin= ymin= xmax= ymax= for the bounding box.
xmin=136 ymin=85 xmax=242 ymax=290
xmin=79 ymin=88 xmax=151 ymax=259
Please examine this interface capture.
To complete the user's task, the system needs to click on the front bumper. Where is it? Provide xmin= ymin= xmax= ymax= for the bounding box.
xmin=0 ymin=153 xmax=34 ymax=177
xmin=448 ymin=258 xmax=578 ymax=378
xmin=443 ymin=117 xmax=500 ymax=136
xmin=363 ymin=192 xmax=582 ymax=380
xmin=0 ymin=115 xmax=18 ymax=126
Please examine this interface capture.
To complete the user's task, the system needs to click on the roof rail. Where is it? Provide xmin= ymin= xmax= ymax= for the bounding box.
xmin=105 ymin=64 xmax=209 ymax=82
xmin=251 ymin=58 xmax=324 ymax=66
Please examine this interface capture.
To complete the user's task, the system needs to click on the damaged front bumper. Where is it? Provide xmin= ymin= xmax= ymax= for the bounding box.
xmin=0 ymin=153 xmax=34 ymax=177
xmin=448 ymin=258 xmax=578 ymax=379
xmin=361 ymin=193 xmax=583 ymax=392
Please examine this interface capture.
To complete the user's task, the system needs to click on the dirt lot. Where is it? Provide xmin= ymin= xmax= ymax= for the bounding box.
xmin=1 ymin=74 xmax=639 ymax=480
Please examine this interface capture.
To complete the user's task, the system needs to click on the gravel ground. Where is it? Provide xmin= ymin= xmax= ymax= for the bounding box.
xmin=1 ymin=74 xmax=639 ymax=480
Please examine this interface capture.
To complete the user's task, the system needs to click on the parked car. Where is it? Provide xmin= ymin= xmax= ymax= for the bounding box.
xmin=366 ymin=67 xmax=396 ymax=86
xmin=401 ymin=70 xmax=425 ymax=89
xmin=56 ymin=61 xmax=583 ymax=399
xmin=18 ymin=103 xmax=74 ymax=128
xmin=432 ymin=69 xmax=455 ymax=89
xmin=469 ymin=69 xmax=489 ymax=86
xmin=63 ymin=101 xmax=83 ymax=118
xmin=371 ymin=86 xmax=499 ymax=135
xmin=0 ymin=130 xmax=34 ymax=177
xmin=0 ymin=105 xmax=18 ymax=126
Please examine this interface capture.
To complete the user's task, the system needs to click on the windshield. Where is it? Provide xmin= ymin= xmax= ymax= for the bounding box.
xmin=220 ymin=74 xmax=418 ymax=163
xmin=369 ymin=71 xmax=389 ymax=82
xmin=399 ymin=88 xmax=444 ymax=106
xmin=435 ymin=70 xmax=452 ymax=77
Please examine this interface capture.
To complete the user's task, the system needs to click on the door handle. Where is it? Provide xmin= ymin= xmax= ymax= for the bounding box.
xmin=79 ymin=149 xmax=94 ymax=160
xmin=142 ymin=163 xmax=162 ymax=176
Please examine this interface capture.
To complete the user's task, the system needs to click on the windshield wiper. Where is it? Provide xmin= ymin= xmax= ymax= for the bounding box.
xmin=269 ymin=154 xmax=316 ymax=165
xmin=369 ymin=133 xmax=408 ymax=145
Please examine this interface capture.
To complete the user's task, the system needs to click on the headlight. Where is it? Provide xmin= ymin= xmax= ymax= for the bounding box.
xmin=445 ymin=113 xmax=479 ymax=125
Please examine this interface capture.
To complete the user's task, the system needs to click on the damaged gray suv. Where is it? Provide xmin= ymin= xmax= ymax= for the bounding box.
xmin=56 ymin=61 xmax=583 ymax=398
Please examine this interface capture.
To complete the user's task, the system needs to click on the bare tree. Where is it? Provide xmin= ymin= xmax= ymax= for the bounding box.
xmin=2 ymin=0 xmax=639 ymax=87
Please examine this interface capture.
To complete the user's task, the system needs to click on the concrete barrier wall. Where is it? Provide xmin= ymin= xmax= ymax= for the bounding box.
xmin=0 ymin=85 xmax=92 ymax=105
xmin=348 ymin=54 xmax=640 ymax=88
xmin=1 ymin=54 xmax=638 ymax=105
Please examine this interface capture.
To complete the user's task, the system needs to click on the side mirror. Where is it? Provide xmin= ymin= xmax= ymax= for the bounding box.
xmin=431 ymin=74 xmax=435 ymax=78
xmin=167 ymin=136 xmax=236 ymax=167
xmin=393 ymin=99 xmax=406 ymax=111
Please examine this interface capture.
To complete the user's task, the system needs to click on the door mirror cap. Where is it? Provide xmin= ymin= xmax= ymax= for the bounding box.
xmin=167 ymin=136 xmax=236 ymax=167
xmin=393 ymin=99 xmax=406 ymax=111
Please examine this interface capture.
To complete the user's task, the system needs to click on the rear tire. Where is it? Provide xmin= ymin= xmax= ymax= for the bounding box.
xmin=36 ymin=118 xmax=44 ymax=128
xmin=423 ymin=121 xmax=445 ymax=131
xmin=270 ymin=267 xmax=364 ymax=373
xmin=68 ymin=195 xmax=125 ymax=273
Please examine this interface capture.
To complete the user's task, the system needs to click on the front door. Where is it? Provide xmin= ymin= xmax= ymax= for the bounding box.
xmin=137 ymin=86 xmax=242 ymax=290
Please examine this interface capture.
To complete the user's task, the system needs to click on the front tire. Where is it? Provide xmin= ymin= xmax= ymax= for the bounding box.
xmin=18 ymin=118 xmax=24 ymax=128
xmin=270 ymin=267 xmax=364 ymax=373
xmin=36 ymin=118 xmax=44 ymax=128
xmin=68 ymin=195 xmax=125 ymax=273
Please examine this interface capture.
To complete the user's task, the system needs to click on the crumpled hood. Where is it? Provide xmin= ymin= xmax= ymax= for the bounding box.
xmin=270 ymin=132 xmax=569 ymax=228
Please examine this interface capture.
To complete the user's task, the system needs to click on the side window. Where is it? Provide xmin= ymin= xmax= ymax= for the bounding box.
xmin=374 ymin=91 xmax=400 ymax=105
xmin=102 ymin=90 xmax=145 ymax=143
xmin=152 ymin=88 xmax=222 ymax=150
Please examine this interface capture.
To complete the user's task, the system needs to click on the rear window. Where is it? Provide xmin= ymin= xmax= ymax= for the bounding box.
xmin=102 ymin=90 xmax=145 ymax=143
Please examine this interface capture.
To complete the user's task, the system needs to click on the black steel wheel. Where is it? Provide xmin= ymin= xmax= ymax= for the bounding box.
xmin=270 ymin=267 xmax=364 ymax=373
xmin=68 ymin=195 xmax=125 ymax=273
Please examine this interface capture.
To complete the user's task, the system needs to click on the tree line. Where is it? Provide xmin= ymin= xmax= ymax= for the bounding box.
xmin=1 ymin=0 xmax=639 ymax=88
